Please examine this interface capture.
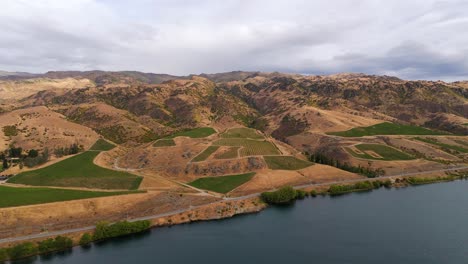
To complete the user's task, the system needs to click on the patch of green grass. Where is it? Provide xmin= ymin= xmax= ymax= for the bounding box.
xmin=264 ymin=156 xmax=313 ymax=170
xmin=188 ymin=172 xmax=255 ymax=193
xmin=414 ymin=137 xmax=468 ymax=153
xmin=8 ymin=151 xmax=142 ymax=190
xmin=328 ymin=122 xmax=449 ymax=137
xmin=213 ymin=138 xmax=280 ymax=156
xmin=192 ymin=146 xmax=220 ymax=162
xmin=221 ymin=127 xmax=263 ymax=139
xmin=153 ymin=139 xmax=176 ymax=147
xmin=347 ymin=144 xmax=415 ymax=160
xmin=90 ymin=139 xmax=115 ymax=151
xmin=214 ymin=147 xmax=239 ymax=159
xmin=0 ymin=185 xmax=140 ymax=208
xmin=167 ymin=127 xmax=216 ymax=138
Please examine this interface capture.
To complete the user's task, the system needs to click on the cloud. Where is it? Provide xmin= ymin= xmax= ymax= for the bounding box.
xmin=0 ymin=0 xmax=467 ymax=80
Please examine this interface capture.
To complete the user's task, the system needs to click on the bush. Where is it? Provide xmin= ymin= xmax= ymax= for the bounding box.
xmin=296 ymin=190 xmax=308 ymax=199
xmin=406 ymin=176 xmax=456 ymax=185
xmin=0 ymin=248 xmax=8 ymax=262
xmin=328 ymin=181 xmax=374 ymax=195
xmin=382 ymin=180 xmax=392 ymax=188
xmin=37 ymin=236 xmax=73 ymax=254
xmin=372 ymin=181 xmax=382 ymax=188
xmin=310 ymin=190 xmax=317 ymax=197
xmin=261 ymin=186 xmax=298 ymax=204
xmin=93 ymin=220 xmax=151 ymax=241
xmin=79 ymin=233 xmax=93 ymax=246
xmin=7 ymin=242 xmax=38 ymax=260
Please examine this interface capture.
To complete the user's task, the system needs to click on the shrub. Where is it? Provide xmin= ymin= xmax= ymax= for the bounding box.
xmin=37 ymin=236 xmax=73 ymax=254
xmin=372 ymin=181 xmax=382 ymax=188
xmin=93 ymin=220 xmax=151 ymax=241
xmin=261 ymin=186 xmax=297 ymax=204
xmin=7 ymin=242 xmax=38 ymax=260
xmin=79 ymin=233 xmax=93 ymax=246
xmin=296 ymin=190 xmax=308 ymax=199
xmin=310 ymin=190 xmax=317 ymax=197
xmin=382 ymin=180 xmax=392 ymax=188
xmin=328 ymin=181 xmax=374 ymax=195
xmin=0 ymin=248 xmax=8 ymax=262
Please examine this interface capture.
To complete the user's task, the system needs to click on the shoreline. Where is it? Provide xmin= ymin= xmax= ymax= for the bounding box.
xmin=0 ymin=169 xmax=467 ymax=261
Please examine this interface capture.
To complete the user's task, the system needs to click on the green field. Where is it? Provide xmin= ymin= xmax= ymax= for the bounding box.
xmin=192 ymin=146 xmax=220 ymax=162
xmin=153 ymin=139 xmax=176 ymax=147
xmin=346 ymin=144 xmax=415 ymax=160
xmin=188 ymin=172 xmax=255 ymax=193
xmin=221 ymin=127 xmax=263 ymax=139
xmin=89 ymin=139 xmax=116 ymax=151
xmin=214 ymin=147 xmax=239 ymax=159
xmin=264 ymin=156 xmax=313 ymax=170
xmin=328 ymin=122 xmax=449 ymax=137
xmin=414 ymin=137 xmax=468 ymax=153
xmin=167 ymin=127 xmax=216 ymax=138
xmin=0 ymin=185 xmax=140 ymax=208
xmin=213 ymin=138 xmax=280 ymax=156
xmin=8 ymin=151 xmax=142 ymax=190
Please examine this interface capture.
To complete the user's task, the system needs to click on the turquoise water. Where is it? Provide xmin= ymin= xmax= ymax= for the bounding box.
xmin=14 ymin=180 xmax=468 ymax=263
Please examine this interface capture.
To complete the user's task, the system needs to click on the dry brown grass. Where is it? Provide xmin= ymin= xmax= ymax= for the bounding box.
xmin=0 ymin=106 xmax=99 ymax=151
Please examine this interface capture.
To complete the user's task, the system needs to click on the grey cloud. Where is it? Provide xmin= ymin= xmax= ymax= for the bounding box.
xmin=0 ymin=0 xmax=467 ymax=80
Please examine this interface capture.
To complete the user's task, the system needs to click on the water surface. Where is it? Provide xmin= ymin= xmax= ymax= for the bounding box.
xmin=15 ymin=180 xmax=468 ymax=264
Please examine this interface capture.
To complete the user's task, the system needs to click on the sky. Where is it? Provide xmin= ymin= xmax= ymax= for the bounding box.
xmin=1 ymin=0 xmax=468 ymax=81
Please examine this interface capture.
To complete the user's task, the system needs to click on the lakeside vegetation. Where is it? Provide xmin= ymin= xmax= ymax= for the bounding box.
xmin=406 ymin=175 xmax=459 ymax=185
xmin=261 ymin=186 xmax=305 ymax=204
xmin=346 ymin=144 xmax=415 ymax=160
xmin=264 ymin=156 xmax=313 ymax=170
xmin=166 ymin=127 xmax=216 ymax=139
xmin=188 ymin=172 xmax=255 ymax=193
xmin=414 ymin=137 xmax=468 ymax=153
xmin=191 ymin=146 xmax=220 ymax=162
xmin=327 ymin=180 xmax=391 ymax=195
xmin=0 ymin=185 xmax=140 ymax=208
xmin=8 ymin=151 xmax=142 ymax=190
xmin=221 ymin=127 xmax=263 ymax=139
xmin=328 ymin=122 xmax=449 ymax=137
xmin=92 ymin=220 xmax=151 ymax=241
xmin=0 ymin=220 xmax=151 ymax=262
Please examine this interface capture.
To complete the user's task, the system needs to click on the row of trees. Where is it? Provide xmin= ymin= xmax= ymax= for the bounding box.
xmin=328 ymin=180 xmax=392 ymax=196
xmin=1 ymin=146 xmax=50 ymax=170
xmin=307 ymin=151 xmax=385 ymax=178
xmin=92 ymin=220 xmax=151 ymax=241
xmin=0 ymin=220 xmax=152 ymax=261
xmin=0 ymin=236 xmax=73 ymax=261
xmin=261 ymin=186 xmax=305 ymax=204
xmin=53 ymin=143 xmax=84 ymax=158
xmin=1 ymin=143 xmax=84 ymax=170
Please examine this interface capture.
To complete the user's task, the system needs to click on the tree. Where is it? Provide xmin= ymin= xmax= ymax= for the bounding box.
xmin=2 ymin=159 xmax=8 ymax=170
xmin=28 ymin=149 xmax=39 ymax=158
xmin=79 ymin=233 xmax=93 ymax=246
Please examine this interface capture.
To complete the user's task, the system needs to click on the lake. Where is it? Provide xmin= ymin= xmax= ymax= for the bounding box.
xmin=14 ymin=180 xmax=468 ymax=264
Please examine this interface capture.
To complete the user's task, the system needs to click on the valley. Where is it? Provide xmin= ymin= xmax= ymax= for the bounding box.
xmin=0 ymin=71 xmax=466 ymax=256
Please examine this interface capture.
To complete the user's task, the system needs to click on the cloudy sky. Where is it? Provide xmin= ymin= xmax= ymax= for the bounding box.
xmin=1 ymin=0 xmax=468 ymax=80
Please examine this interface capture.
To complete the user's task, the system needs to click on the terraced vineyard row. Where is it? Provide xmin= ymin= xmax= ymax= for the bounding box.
xmin=213 ymin=138 xmax=280 ymax=156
